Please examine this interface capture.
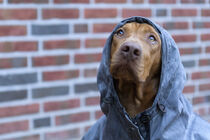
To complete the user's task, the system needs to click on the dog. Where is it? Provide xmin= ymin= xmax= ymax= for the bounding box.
xmin=110 ymin=23 xmax=162 ymax=118
xmin=82 ymin=17 xmax=210 ymax=140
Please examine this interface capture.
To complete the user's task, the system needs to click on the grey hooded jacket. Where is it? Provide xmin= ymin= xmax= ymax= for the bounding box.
xmin=82 ymin=17 xmax=210 ymax=140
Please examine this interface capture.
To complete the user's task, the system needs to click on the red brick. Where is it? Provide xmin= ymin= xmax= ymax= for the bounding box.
xmin=201 ymin=9 xmax=210 ymax=16
xmin=163 ymin=22 xmax=189 ymax=30
xmin=183 ymin=85 xmax=195 ymax=94
xmin=0 ymin=104 xmax=39 ymax=118
xmin=43 ymin=69 xmax=79 ymax=81
xmin=206 ymin=46 xmax=210 ymax=53
xmin=42 ymin=9 xmax=79 ymax=19
xmin=193 ymin=22 xmax=210 ymax=29
xmin=181 ymin=0 xmax=204 ymax=3
xmin=8 ymin=0 xmax=48 ymax=3
xmin=199 ymin=83 xmax=210 ymax=91
xmin=0 ymin=120 xmax=28 ymax=134
xmin=0 ymin=57 xmax=27 ymax=69
xmin=56 ymin=112 xmax=90 ymax=125
xmin=95 ymin=0 xmax=126 ymax=3
xmin=0 ymin=9 xmax=37 ymax=20
xmin=44 ymin=40 xmax=80 ymax=50
xmin=44 ymin=98 xmax=80 ymax=112
xmin=0 ymin=58 xmax=16 ymax=67
xmin=0 ymin=26 xmax=26 ymax=36
xmin=95 ymin=110 xmax=103 ymax=119
xmin=85 ymin=96 xmax=100 ymax=106
xmin=4 ymin=135 xmax=40 ymax=140
xmin=201 ymin=33 xmax=210 ymax=41
xmin=149 ymin=0 xmax=176 ymax=3
xmin=84 ymin=68 xmax=97 ymax=77
xmin=195 ymin=108 xmax=207 ymax=116
xmin=85 ymin=8 xmax=117 ymax=18
xmin=85 ymin=38 xmax=106 ymax=48
xmin=172 ymin=9 xmax=197 ymax=17
xmin=198 ymin=108 xmax=206 ymax=116
xmin=199 ymin=59 xmax=210 ymax=66
xmin=45 ymin=129 xmax=80 ymax=140
xmin=122 ymin=9 xmax=151 ymax=18
xmin=132 ymin=0 xmax=144 ymax=3
xmin=193 ymin=96 xmax=205 ymax=105
xmin=74 ymin=24 xmax=88 ymax=33
xmin=74 ymin=53 xmax=102 ymax=64
xmin=179 ymin=47 xmax=201 ymax=55
xmin=200 ymin=107 xmax=210 ymax=116
xmin=93 ymin=23 xmax=116 ymax=33
xmin=0 ymin=41 xmax=38 ymax=52
xmin=192 ymin=71 xmax=210 ymax=80
xmin=172 ymin=34 xmax=196 ymax=43
xmin=32 ymin=55 xmax=69 ymax=67
xmin=54 ymin=0 xmax=89 ymax=3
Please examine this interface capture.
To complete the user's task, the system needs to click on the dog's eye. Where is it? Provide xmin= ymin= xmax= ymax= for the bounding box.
xmin=116 ymin=29 xmax=124 ymax=37
xmin=149 ymin=35 xmax=156 ymax=42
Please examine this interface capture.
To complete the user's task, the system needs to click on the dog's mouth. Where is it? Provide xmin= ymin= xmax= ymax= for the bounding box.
xmin=110 ymin=54 xmax=145 ymax=82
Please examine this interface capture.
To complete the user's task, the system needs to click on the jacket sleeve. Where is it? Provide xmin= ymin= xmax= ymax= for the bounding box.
xmin=82 ymin=115 xmax=106 ymax=140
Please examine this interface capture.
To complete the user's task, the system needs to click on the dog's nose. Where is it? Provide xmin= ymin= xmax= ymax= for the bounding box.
xmin=121 ymin=42 xmax=141 ymax=59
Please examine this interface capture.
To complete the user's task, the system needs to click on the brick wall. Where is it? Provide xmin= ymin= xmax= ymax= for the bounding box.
xmin=0 ymin=0 xmax=209 ymax=140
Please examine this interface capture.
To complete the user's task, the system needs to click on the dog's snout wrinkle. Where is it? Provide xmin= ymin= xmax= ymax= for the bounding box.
xmin=120 ymin=42 xmax=141 ymax=59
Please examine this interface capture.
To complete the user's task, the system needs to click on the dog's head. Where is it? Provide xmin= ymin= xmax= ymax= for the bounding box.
xmin=110 ymin=23 xmax=162 ymax=82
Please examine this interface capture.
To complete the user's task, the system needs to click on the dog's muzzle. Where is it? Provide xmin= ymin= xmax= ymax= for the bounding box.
xmin=120 ymin=42 xmax=141 ymax=60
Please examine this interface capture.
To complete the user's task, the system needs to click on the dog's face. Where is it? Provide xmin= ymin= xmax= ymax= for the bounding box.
xmin=110 ymin=23 xmax=161 ymax=82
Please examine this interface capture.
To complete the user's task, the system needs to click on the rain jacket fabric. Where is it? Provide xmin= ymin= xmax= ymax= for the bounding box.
xmin=82 ymin=17 xmax=210 ymax=140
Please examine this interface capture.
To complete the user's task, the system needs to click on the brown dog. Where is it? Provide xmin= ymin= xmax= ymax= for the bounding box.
xmin=110 ymin=23 xmax=162 ymax=118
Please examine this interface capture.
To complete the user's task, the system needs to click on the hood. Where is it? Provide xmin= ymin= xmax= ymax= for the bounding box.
xmin=97 ymin=16 xmax=186 ymax=116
